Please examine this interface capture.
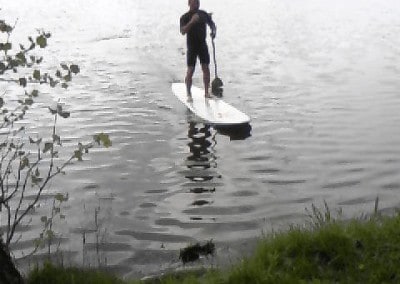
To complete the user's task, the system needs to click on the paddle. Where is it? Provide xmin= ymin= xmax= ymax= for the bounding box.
xmin=211 ymin=37 xmax=223 ymax=97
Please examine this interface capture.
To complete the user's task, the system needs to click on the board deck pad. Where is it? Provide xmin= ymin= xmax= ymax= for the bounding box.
xmin=172 ymin=83 xmax=250 ymax=125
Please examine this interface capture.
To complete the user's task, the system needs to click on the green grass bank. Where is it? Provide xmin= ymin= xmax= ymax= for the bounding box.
xmin=27 ymin=209 xmax=400 ymax=283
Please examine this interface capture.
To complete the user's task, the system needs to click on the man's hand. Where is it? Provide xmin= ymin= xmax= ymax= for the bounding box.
xmin=190 ymin=13 xmax=200 ymax=24
xmin=181 ymin=13 xmax=200 ymax=35
xmin=210 ymin=30 xmax=216 ymax=39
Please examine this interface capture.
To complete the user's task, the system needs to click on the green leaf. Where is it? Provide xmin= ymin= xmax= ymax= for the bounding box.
xmin=46 ymin=230 xmax=55 ymax=239
xmin=31 ymin=90 xmax=39 ymax=97
xmin=60 ymin=64 xmax=69 ymax=71
xmin=24 ymin=97 xmax=34 ymax=105
xmin=61 ymin=83 xmax=68 ymax=89
xmin=48 ymin=107 xmax=57 ymax=115
xmin=59 ymin=111 xmax=70 ymax=118
xmin=0 ymin=42 xmax=12 ymax=51
xmin=33 ymin=69 xmax=40 ymax=80
xmin=35 ymin=168 xmax=40 ymax=177
xmin=33 ymin=239 xmax=43 ymax=248
xmin=49 ymin=78 xmax=57 ymax=88
xmin=32 ymin=175 xmax=43 ymax=184
xmin=53 ymin=134 xmax=61 ymax=144
xmin=0 ymin=22 xmax=13 ymax=33
xmin=70 ymin=64 xmax=80 ymax=74
xmin=94 ymin=133 xmax=112 ymax=148
xmin=16 ymin=52 xmax=26 ymax=64
xmin=40 ymin=216 xmax=47 ymax=223
xmin=43 ymin=142 xmax=53 ymax=153
xmin=74 ymin=150 xmax=83 ymax=161
xmin=31 ymin=138 xmax=42 ymax=146
xmin=10 ymin=59 xmax=19 ymax=68
xmin=56 ymin=103 xmax=63 ymax=113
xmin=0 ymin=98 xmax=3 ymax=108
xmin=55 ymin=193 xmax=65 ymax=202
xmin=42 ymin=73 xmax=48 ymax=83
xmin=36 ymin=35 xmax=47 ymax=48
xmin=63 ymin=73 xmax=71 ymax=82
xmin=21 ymin=157 xmax=30 ymax=170
xmin=19 ymin=78 xmax=27 ymax=87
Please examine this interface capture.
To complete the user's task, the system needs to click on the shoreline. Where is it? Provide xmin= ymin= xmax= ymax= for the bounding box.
xmin=27 ymin=202 xmax=400 ymax=283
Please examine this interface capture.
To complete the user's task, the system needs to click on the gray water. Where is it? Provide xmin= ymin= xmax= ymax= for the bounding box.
xmin=1 ymin=0 xmax=400 ymax=279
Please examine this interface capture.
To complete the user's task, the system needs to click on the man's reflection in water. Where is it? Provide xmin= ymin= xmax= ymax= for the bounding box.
xmin=183 ymin=120 xmax=251 ymax=220
xmin=187 ymin=122 xmax=216 ymax=172
xmin=184 ymin=122 xmax=219 ymax=218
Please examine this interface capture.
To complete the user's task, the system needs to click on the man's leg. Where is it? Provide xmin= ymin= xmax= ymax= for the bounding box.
xmin=185 ymin=66 xmax=195 ymax=96
xmin=198 ymin=43 xmax=211 ymax=97
xmin=186 ymin=47 xmax=196 ymax=96
xmin=201 ymin=64 xmax=211 ymax=97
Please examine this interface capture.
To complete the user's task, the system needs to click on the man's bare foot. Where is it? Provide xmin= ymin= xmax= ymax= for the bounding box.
xmin=187 ymin=93 xmax=193 ymax=102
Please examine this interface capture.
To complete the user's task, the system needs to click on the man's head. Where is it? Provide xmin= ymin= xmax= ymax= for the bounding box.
xmin=188 ymin=0 xmax=200 ymax=11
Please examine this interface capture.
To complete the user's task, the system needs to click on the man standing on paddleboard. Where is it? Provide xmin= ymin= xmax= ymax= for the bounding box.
xmin=180 ymin=0 xmax=216 ymax=98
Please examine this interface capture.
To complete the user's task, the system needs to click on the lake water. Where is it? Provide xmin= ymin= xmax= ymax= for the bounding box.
xmin=2 ymin=0 xmax=400 ymax=279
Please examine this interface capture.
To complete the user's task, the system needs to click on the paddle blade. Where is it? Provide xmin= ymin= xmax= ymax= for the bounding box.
xmin=211 ymin=77 xmax=223 ymax=97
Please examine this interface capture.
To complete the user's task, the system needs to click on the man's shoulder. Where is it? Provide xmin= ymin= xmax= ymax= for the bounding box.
xmin=198 ymin=10 xmax=208 ymax=14
xmin=180 ymin=11 xmax=192 ymax=25
xmin=197 ymin=10 xmax=212 ymax=23
xmin=180 ymin=11 xmax=192 ymax=20
xmin=197 ymin=10 xmax=210 ymax=17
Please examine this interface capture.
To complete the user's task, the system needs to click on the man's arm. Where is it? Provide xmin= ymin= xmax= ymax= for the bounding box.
xmin=180 ymin=14 xmax=200 ymax=35
xmin=207 ymin=14 xmax=217 ymax=39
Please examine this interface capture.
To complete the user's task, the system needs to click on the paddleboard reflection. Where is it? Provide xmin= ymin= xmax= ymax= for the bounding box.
xmin=214 ymin=123 xmax=252 ymax=141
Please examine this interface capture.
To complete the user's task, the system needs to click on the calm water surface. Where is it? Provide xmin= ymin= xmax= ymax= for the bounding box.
xmin=2 ymin=0 xmax=400 ymax=278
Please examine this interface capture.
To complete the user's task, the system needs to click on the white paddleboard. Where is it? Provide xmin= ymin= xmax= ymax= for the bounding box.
xmin=172 ymin=83 xmax=250 ymax=126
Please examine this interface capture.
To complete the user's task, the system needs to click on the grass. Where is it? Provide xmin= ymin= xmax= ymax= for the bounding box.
xmin=26 ymin=202 xmax=400 ymax=283
xmin=27 ymin=262 xmax=125 ymax=284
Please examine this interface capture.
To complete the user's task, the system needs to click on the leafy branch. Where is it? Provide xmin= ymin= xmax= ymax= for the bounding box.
xmin=0 ymin=16 xmax=111 ymax=250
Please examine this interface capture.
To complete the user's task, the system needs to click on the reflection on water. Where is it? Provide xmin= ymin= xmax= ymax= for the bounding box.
xmin=184 ymin=122 xmax=220 ymax=219
xmin=215 ymin=123 xmax=252 ymax=141
xmin=186 ymin=122 xmax=217 ymax=171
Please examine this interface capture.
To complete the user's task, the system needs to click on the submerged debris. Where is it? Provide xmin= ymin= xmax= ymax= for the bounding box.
xmin=179 ymin=240 xmax=215 ymax=264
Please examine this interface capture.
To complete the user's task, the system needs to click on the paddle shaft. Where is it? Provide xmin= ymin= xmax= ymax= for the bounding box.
xmin=211 ymin=38 xmax=218 ymax=78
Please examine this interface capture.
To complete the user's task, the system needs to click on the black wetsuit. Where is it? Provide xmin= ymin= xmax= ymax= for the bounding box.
xmin=180 ymin=10 xmax=215 ymax=67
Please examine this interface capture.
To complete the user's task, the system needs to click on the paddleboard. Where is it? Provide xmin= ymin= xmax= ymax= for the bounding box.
xmin=172 ymin=83 xmax=250 ymax=126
